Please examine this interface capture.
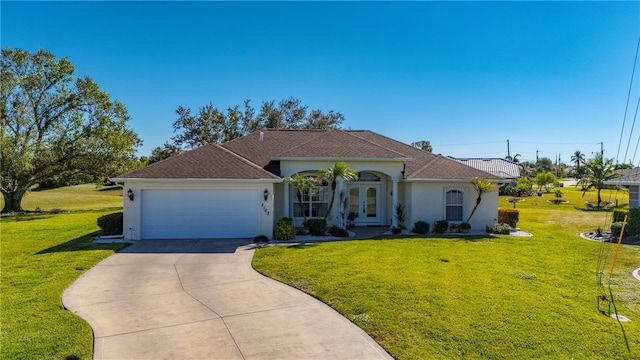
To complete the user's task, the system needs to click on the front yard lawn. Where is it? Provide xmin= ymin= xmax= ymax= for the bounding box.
xmin=253 ymin=187 xmax=640 ymax=359
xmin=1 ymin=185 xmax=127 ymax=359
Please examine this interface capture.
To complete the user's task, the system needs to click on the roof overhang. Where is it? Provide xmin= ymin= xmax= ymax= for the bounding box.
xmin=111 ymin=177 xmax=283 ymax=183
xmin=271 ymin=157 xmax=414 ymax=162
xmin=405 ymin=178 xmax=507 ymax=184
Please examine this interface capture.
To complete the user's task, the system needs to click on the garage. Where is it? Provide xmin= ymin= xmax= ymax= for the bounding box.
xmin=140 ymin=188 xmax=260 ymax=239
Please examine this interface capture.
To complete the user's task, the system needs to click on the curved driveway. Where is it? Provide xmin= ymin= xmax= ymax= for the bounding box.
xmin=63 ymin=239 xmax=392 ymax=360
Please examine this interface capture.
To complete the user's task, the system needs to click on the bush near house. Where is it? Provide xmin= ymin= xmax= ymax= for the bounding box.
xmin=432 ymin=220 xmax=448 ymax=234
xmin=411 ymin=221 xmax=429 ymax=234
xmin=97 ymin=212 xmax=123 ymax=235
xmin=306 ymin=218 xmax=327 ymax=236
xmin=498 ymin=208 xmax=519 ymax=228
xmin=274 ymin=218 xmax=295 ymax=240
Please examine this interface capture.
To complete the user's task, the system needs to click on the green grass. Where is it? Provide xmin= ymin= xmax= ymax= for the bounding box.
xmin=253 ymin=186 xmax=640 ymax=359
xmin=1 ymin=185 xmax=127 ymax=360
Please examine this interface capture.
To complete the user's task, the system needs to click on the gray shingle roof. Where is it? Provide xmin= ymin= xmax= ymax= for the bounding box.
xmin=117 ymin=129 xmax=501 ymax=181
xmin=116 ymin=143 xmax=279 ymax=180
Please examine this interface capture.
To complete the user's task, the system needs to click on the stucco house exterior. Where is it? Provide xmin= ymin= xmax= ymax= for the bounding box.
xmin=114 ymin=129 xmax=502 ymax=240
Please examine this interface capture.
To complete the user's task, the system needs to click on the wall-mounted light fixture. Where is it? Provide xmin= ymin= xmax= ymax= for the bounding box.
xmin=127 ymin=189 xmax=134 ymax=201
xmin=263 ymin=189 xmax=269 ymax=202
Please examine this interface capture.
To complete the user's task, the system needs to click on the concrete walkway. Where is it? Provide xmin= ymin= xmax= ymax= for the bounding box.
xmin=62 ymin=239 xmax=392 ymax=360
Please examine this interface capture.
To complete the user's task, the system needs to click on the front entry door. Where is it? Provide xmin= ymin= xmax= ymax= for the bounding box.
xmin=348 ymin=184 xmax=381 ymax=224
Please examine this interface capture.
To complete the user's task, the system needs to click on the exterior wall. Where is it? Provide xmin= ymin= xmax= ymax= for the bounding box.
xmin=280 ymin=160 xmax=404 ymax=227
xmin=121 ymin=180 xmax=276 ymax=241
xmin=407 ymin=181 xmax=498 ymax=233
xmin=630 ymin=185 xmax=639 ymax=209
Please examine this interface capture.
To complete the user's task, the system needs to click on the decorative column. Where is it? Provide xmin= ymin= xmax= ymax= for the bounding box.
xmin=283 ymin=182 xmax=290 ymax=218
xmin=391 ymin=179 xmax=399 ymax=228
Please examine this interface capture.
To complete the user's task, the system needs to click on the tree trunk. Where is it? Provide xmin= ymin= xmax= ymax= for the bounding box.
xmin=2 ymin=190 xmax=25 ymax=213
xmin=597 ymin=187 xmax=602 ymax=208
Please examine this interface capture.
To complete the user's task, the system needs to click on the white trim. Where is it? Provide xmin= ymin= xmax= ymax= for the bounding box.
xmin=272 ymin=156 xmax=413 ymax=162
xmin=113 ymin=177 xmax=282 ymax=183
xmin=444 ymin=187 xmax=467 ymax=223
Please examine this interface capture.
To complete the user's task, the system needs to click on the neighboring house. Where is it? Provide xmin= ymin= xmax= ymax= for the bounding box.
xmin=449 ymin=157 xmax=521 ymax=179
xmin=605 ymin=168 xmax=640 ymax=208
xmin=114 ymin=129 xmax=502 ymax=240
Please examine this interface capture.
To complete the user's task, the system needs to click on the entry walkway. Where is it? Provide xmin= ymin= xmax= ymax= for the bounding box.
xmin=63 ymin=239 xmax=392 ymax=360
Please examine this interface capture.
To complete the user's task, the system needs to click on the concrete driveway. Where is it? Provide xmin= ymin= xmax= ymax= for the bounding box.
xmin=62 ymin=239 xmax=392 ymax=360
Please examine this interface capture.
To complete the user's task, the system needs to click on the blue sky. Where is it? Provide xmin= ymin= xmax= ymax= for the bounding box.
xmin=3 ymin=1 xmax=640 ymax=164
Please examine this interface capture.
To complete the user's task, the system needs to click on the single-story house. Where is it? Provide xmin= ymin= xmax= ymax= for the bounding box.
xmin=114 ymin=129 xmax=502 ymax=240
xmin=449 ymin=157 xmax=521 ymax=179
xmin=605 ymin=169 xmax=640 ymax=208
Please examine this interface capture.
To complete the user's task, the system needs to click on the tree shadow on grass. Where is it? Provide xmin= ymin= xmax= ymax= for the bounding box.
xmin=1 ymin=207 xmax=123 ymax=223
xmin=36 ymin=231 xmax=129 ymax=255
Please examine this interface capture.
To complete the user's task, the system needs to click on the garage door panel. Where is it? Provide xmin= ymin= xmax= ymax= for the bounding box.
xmin=140 ymin=189 xmax=260 ymax=239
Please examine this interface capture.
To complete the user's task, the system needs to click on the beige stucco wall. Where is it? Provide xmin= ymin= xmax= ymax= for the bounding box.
xmin=120 ymin=180 xmax=276 ymax=241
xmin=404 ymin=181 xmax=498 ymax=232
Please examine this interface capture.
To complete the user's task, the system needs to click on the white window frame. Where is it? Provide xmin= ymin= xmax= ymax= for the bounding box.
xmin=290 ymin=177 xmax=330 ymax=219
xmin=444 ymin=187 xmax=466 ymax=223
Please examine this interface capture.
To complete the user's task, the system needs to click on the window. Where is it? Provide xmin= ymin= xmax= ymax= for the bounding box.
xmin=445 ymin=189 xmax=464 ymax=222
xmin=355 ymin=171 xmax=381 ymax=182
xmin=291 ymin=178 xmax=329 ymax=218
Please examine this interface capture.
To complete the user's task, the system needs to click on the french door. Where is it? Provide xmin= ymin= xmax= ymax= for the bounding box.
xmin=348 ymin=184 xmax=381 ymax=224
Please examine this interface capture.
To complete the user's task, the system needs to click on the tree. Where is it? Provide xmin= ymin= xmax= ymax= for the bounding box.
xmin=1 ymin=48 xmax=140 ymax=213
xmin=319 ymin=162 xmax=357 ymax=223
xmin=149 ymin=143 xmax=182 ymax=164
xmin=535 ymin=157 xmax=553 ymax=173
xmin=534 ymin=171 xmax=557 ymax=193
xmin=465 ymin=178 xmax=496 ymax=223
xmin=571 ymin=150 xmax=585 ymax=169
xmin=283 ymin=173 xmax=317 ymax=224
xmin=411 ymin=140 xmax=432 ymax=152
xmin=581 ymin=155 xmax=618 ymax=208
xmin=506 ymin=153 xmax=521 ymax=163
xmin=172 ymin=97 xmax=344 ymax=149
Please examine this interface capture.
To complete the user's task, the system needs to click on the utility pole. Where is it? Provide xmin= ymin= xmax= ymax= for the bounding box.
xmin=600 ymin=142 xmax=604 ymax=158
xmin=536 ymin=150 xmax=539 ymax=162
xmin=507 ymin=139 xmax=510 ymax=159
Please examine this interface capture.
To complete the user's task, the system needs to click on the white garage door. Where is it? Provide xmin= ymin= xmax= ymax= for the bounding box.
xmin=140 ymin=188 xmax=260 ymax=239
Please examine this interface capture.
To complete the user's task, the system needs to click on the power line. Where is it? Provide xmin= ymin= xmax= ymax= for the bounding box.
xmin=616 ymin=35 xmax=640 ymax=163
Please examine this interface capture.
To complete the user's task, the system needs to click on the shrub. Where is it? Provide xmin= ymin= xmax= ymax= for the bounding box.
xmin=274 ymin=218 xmax=296 ymax=240
xmin=391 ymin=227 xmax=402 ymax=234
xmin=625 ymin=208 xmax=640 ymax=236
xmin=612 ymin=210 xmax=628 ymax=223
xmin=433 ymin=220 xmax=448 ymax=234
xmin=328 ymin=226 xmax=349 ymax=237
xmin=498 ymin=208 xmax=519 ymax=227
xmin=460 ymin=222 xmax=471 ymax=231
xmin=97 ymin=212 xmax=123 ymax=235
xmin=610 ymin=222 xmax=623 ymax=238
xmin=492 ymin=223 xmax=512 ymax=235
xmin=306 ymin=218 xmax=327 ymax=236
xmin=253 ymin=235 xmax=269 ymax=243
xmin=412 ymin=221 xmax=430 ymax=234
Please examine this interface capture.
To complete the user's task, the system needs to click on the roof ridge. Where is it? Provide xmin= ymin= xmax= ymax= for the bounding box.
xmin=214 ymin=144 xmax=280 ymax=179
xmin=340 ymin=130 xmax=412 ymax=158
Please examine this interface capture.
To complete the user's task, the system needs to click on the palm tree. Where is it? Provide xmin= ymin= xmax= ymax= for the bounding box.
xmin=283 ymin=173 xmax=317 ymax=224
xmin=571 ymin=151 xmax=585 ymax=168
xmin=320 ymin=162 xmax=357 ymax=222
xmin=466 ymin=178 xmax=497 ymax=223
xmin=581 ymin=154 xmax=618 ymax=208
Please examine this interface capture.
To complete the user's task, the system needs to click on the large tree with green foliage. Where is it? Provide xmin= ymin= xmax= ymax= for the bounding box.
xmin=582 ymin=154 xmax=618 ymax=208
xmin=148 ymin=142 xmax=181 ymax=164
xmin=0 ymin=48 xmax=140 ymax=213
xmin=411 ymin=140 xmax=432 ymax=152
xmin=172 ymin=97 xmax=344 ymax=149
